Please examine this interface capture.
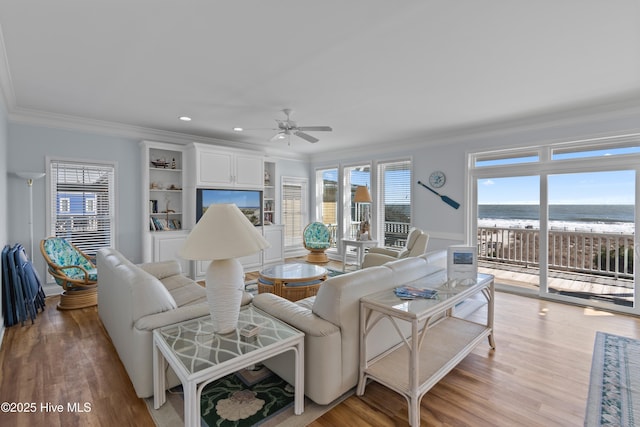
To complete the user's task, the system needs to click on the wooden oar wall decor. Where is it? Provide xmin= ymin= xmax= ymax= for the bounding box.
xmin=417 ymin=180 xmax=460 ymax=209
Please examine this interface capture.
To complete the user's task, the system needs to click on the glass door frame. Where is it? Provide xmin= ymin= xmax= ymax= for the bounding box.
xmin=467 ymin=138 xmax=640 ymax=315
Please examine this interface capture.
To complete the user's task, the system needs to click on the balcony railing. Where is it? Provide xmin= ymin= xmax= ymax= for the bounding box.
xmin=325 ymin=221 xmax=411 ymax=249
xmin=478 ymin=226 xmax=634 ymax=279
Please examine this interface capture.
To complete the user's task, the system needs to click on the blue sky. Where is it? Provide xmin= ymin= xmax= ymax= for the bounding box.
xmin=322 ymin=169 xmax=411 ymax=204
xmin=201 ymin=189 xmax=261 ymax=208
xmin=478 ymin=170 xmax=635 ymax=205
xmin=477 ymin=146 xmax=639 ymax=205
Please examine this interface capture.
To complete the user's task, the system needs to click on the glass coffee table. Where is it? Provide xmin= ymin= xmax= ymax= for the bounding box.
xmin=258 ymin=263 xmax=328 ymax=301
xmin=153 ymin=306 xmax=305 ymax=427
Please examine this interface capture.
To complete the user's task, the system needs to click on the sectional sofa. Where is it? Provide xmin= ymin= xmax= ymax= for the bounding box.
xmin=96 ymin=248 xmax=252 ymax=398
xmin=252 ymin=250 xmax=447 ymax=405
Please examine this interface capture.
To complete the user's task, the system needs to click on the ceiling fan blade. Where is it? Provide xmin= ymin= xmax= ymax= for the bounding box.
xmin=296 ymin=126 xmax=332 ymax=132
xmin=270 ymin=132 xmax=286 ymax=141
xmin=294 ymin=131 xmax=319 ymax=143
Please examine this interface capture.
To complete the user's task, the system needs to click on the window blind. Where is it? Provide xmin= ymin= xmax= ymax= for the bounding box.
xmin=379 ymin=160 xmax=411 ymax=247
xmin=282 ymin=178 xmax=307 ymax=248
xmin=49 ymin=160 xmax=115 ymax=258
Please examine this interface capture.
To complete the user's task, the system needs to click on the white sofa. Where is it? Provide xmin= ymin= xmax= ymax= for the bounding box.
xmin=252 ymin=250 xmax=447 ymax=405
xmin=97 ymin=248 xmax=252 ymax=398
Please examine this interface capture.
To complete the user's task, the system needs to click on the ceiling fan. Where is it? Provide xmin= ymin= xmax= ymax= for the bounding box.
xmin=269 ymin=109 xmax=332 ymax=143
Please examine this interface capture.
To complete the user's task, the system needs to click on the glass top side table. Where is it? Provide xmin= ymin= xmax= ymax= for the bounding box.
xmin=153 ymin=305 xmax=305 ymax=426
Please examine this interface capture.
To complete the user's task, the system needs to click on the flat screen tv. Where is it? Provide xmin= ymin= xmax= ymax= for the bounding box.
xmin=196 ymin=188 xmax=262 ymax=226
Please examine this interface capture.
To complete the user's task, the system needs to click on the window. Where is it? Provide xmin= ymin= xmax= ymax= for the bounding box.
xmin=344 ymin=164 xmax=371 ymax=240
xmin=59 ymin=198 xmax=70 ymax=213
xmin=281 ymin=176 xmax=308 ymax=248
xmin=316 ymin=168 xmax=338 ymax=248
xmin=378 ymin=160 xmax=411 ymax=247
xmin=85 ymin=197 xmax=97 ymax=214
xmin=48 ymin=159 xmax=116 ymax=258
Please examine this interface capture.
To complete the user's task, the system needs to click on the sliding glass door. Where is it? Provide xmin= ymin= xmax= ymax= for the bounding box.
xmin=546 ymin=171 xmax=635 ymax=307
xmin=469 ymin=135 xmax=640 ymax=314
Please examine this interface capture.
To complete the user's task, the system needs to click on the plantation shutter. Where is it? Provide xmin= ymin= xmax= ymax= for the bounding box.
xmin=49 ymin=160 xmax=115 ymax=258
xmin=282 ymin=178 xmax=307 ymax=248
xmin=379 ymin=160 xmax=412 ymax=247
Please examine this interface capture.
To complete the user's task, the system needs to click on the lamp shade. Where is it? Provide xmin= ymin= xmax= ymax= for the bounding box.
xmin=354 ymin=186 xmax=372 ymax=203
xmin=180 ymin=203 xmax=270 ymax=261
xmin=16 ymin=172 xmax=46 ymax=181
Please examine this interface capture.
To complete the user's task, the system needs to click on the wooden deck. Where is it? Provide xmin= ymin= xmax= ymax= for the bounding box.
xmin=480 ymin=260 xmax=634 ymax=305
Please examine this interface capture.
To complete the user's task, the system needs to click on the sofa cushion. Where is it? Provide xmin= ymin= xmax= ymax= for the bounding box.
xmin=138 ymin=260 xmax=182 ymax=280
xmin=384 ymin=256 xmax=434 ymax=285
xmin=312 ymin=266 xmax=393 ymax=326
xmin=160 ymin=274 xmax=207 ymax=307
xmin=129 ymin=268 xmax=178 ymax=322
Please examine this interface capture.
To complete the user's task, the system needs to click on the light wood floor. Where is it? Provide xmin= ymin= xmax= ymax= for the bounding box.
xmin=1 ymin=262 xmax=640 ymax=426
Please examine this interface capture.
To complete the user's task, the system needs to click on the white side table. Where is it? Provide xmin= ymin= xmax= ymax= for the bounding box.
xmin=153 ymin=306 xmax=305 ymax=427
xmin=341 ymin=238 xmax=378 ymax=271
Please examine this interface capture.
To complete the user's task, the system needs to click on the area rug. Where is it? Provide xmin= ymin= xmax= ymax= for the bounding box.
xmin=326 ymin=268 xmax=345 ymax=277
xmin=585 ymin=332 xmax=640 ymax=426
xmin=145 ymin=367 xmax=353 ymax=427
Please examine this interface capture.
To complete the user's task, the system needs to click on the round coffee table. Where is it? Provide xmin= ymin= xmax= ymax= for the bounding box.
xmin=258 ymin=263 xmax=328 ymax=301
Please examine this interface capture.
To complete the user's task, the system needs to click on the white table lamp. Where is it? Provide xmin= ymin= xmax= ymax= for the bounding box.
xmin=16 ymin=172 xmax=46 ymax=260
xmin=180 ymin=204 xmax=270 ymax=334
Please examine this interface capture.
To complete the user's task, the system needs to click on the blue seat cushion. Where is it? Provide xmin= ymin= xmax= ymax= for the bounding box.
xmin=305 ymin=242 xmax=330 ymax=250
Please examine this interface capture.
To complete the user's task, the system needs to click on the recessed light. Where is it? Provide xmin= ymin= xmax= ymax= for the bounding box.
xmin=233 ymin=127 xmax=243 ymax=132
xmin=179 ymin=116 xmax=192 ymax=122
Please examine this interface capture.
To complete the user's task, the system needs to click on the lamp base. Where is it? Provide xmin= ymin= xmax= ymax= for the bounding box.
xmin=206 ymin=258 xmax=244 ymax=334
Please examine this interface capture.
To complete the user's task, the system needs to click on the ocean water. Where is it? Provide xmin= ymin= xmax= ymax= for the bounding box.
xmin=478 ymin=205 xmax=635 ymax=234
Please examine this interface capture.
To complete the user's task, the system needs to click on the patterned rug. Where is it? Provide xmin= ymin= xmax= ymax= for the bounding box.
xmin=199 ymin=367 xmax=293 ymax=426
xmin=146 ymin=367 xmax=353 ymax=427
xmin=585 ymin=332 xmax=640 ymax=426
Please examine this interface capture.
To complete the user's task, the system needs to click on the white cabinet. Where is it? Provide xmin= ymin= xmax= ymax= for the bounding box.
xmin=198 ymin=151 xmax=233 ymax=186
xmin=192 ymin=225 xmax=285 ymax=280
xmin=152 ymin=231 xmax=190 ymax=274
xmin=235 ymin=154 xmax=264 ymax=188
xmin=141 ymin=140 xmax=187 ymax=264
xmin=263 ymin=225 xmax=284 ymax=266
xmin=189 ymin=143 xmax=263 ymax=189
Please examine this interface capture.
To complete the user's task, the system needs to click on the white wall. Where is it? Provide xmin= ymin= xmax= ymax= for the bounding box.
xmin=0 ymin=96 xmax=8 ymax=342
xmin=311 ymin=108 xmax=640 ymax=252
xmin=5 ymin=124 xmax=312 ymax=288
xmin=7 ymin=123 xmax=142 ymax=284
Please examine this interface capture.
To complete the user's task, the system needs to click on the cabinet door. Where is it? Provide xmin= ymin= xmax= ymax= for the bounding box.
xmin=198 ymin=151 xmax=233 ymax=186
xmin=238 ymin=251 xmax=262 ymax=270
xmin=235 ymin=154 xmax=264 ymax=188
xmin=153 ymin=233 xmax=190 ymax=274
xmin=263 ymin=226 xmax=284 ymax=265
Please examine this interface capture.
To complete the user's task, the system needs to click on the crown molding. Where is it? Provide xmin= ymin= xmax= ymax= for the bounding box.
xmin=310 ymin=92 xmax=640 ymax=163
xmin=7 ymin=106 xmax=308 ymax=161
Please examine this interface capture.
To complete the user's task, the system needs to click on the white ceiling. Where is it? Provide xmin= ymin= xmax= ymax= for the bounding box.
xmin=1 ymin=1 xmax=639 ymax=155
